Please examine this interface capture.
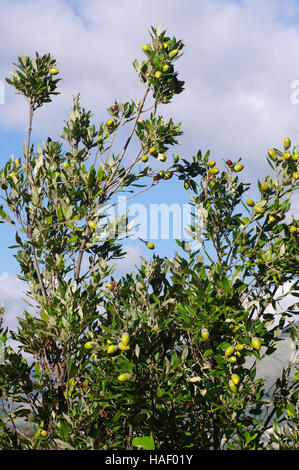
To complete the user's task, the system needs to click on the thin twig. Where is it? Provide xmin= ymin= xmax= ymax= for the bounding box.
xmin=24 ymin=102 xmax=48 ymax=302
xmin=105 ymin=84 xmax=151 ymax=189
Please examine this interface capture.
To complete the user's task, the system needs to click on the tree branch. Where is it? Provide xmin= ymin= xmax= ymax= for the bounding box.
xmin=24 ymin=102 xmax=48 ymax=302
xmin=105 ymin=84 xmax=151 ymax=189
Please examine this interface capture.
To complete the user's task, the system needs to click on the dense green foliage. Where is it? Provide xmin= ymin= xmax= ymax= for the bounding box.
xmin=0 ymin=25 xmax=298 ymax=450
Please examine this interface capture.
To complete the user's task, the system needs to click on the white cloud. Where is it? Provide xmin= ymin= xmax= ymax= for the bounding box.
xmin=111 ymin=243 xmax=144 ymax=275
xmin=0 ymin=1 xmax=298 ymax=278
xmin=0 ymin=272 xmax=35 ymax=360
xmin=1 ymin=0 xmax=299 ymax=168
xmin=0 ymin=272 xmax=28 ymax=333
xmin=264 ymin=282 xmax=298 ymax=326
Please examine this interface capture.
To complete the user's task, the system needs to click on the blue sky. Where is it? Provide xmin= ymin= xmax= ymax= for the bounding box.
xmin=1 ymin=0 xmax=299 ymax=332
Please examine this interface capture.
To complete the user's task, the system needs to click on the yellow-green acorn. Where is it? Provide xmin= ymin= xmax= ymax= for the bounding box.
xmin=107 ymin=345 xmax=117 ymax=354
xmin=261 ymin=182 xmax=270 ymax=191
xmin=107 ymin=281 xmax=116 ymax=291
xmin=246 ymin=199 xmax=255 ymax=207
xmin=254 ymin=206 xmax=264 ymax=214
xmin=252 ymin=338 xmax=261 ymax=350
xmin=201 ymin=328 xmax=209 ymax=341
xmin=225 ymin=346 xmax=234 ymax=357
xmin=121 ymin=333 xmax=130 ymax=346
xmin=234 ymin=164 xmax=244 ymax=172
xmin=118 ymin=373 xmax=130 ymax=382
xmin=231 ymin=374 xmax=240 ymax=385
xmin=284 ymin=137 xmax=291 ymax=149
xmin=169 ymin=49 xmax=179 ymax=57
xmin=290 ymin=225 xmax=297 ymax=234
xmin=88 ymin=221 xmax=97 ymax=230
xmin=268 ymin=149 xmax=276 ymax=159
xmin=149 ymin=147 xmax=157 ymax=155
xmin=228 ymin=355 xmax=237 ymax=363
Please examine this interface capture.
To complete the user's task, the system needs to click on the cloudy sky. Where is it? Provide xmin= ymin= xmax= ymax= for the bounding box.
xmin=0 ymin=0 xmax=299 ymax=334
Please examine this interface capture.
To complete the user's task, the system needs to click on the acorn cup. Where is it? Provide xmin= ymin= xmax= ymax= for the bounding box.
xmin=118 ymin=342 xmax=130 ymax=351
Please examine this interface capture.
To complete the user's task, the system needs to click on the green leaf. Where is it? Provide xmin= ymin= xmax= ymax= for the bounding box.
xmin=272 ymin=419 xmax=282 ymax=436
xmin=132 ymin=433 xmax=155 ymax=450
xmin=41 ymin=310 xmax=50 ymax=324
xmin=64 ymin=206 xmax=73 ymax=220
xmin=57 ymin=206 xmax=63 ymax=221
xmin=203 ymin=349 xmax=213 ymax=358
xmin=232 ymin=266 xmax=243 ymax=282
xmin=245 ymin=431 xmax=258 ymax=445
xmin=100 ymin=325 xmax=116 ymax=335
xmin=0 ymin=206 xmax=7 ymax=219
xmin=97 ymin=166 xmax=105 ymax=181
xmin=34 ymin=361 xmax=41 ymax=377
xmin=181 ymin=346 xmax=188 ymax=362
